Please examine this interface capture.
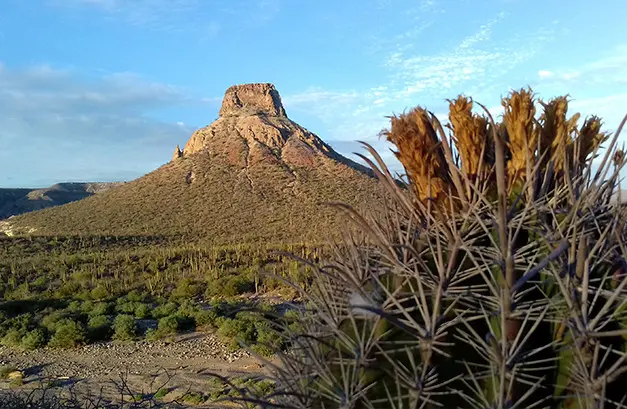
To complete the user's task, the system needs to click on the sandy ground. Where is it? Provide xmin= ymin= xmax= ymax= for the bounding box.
xmin=0 ymin=331 xmax=274 ymax=407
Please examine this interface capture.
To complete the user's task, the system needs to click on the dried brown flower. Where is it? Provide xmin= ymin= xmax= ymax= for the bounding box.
xmin=448 ymin=96 xmax=490 ymax=178
xmin=577 ymin=116 xmax=608 ymax=164
xmin=502 ymin=88 xmax=538 ymax=183
xmin=380 ymin=107 xmax=450 ymax=203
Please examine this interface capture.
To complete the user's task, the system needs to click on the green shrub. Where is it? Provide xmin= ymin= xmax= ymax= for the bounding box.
xmin=76 ymin=289 xmax=92 ymax=301
xmin=4 ymin=313 xmax=33 ymax=333
xmin=55 ymin=281 xmax=81 ymax=298
xmin=253 ymin=321 xmax=282 ymax=356
xmin=157 ymin=315 xmax=179 ymax=336
xmin=48 ymin=319 xmax=86 ymax=348
xmin=144 ymin=328 xmax=158 ymax=341
xmin=182 ymin=392 xmax=206 ymax=404
xmin=153 ymin=388 xmax=170 ymax=400
xmin=208 ymin=377 xmax=228 ymax=400
xmin=0 ymin=365 xmax=17 ymax=380
xmin=41 ymin=310 xmax=68 ymax=332
xmin=194 ymin=309 xmax=218 ymax=329
xmin=152 ymin=302 xmax=178 ymax=319
xmin=172 ymin=279 xmax=204 ymax=300
xmin=208 ymin=299 xmax=227 ymax=315
xmin=32 ymin=276 xmax=47 ymax=288
xmin=1 ymin=329 xmax=25 ymax=348
xmin=87 ymin=315 xmax=112 ymax=341
xmin=112 ymin=314 xmax=136 ymax=341
xmin=126 ymin=290 xmax=146 ymax=303
xmin=66 ymin=300 xmax=82 ymax=313
xmin=87 ymin=302 xmax=112 ymax=317
xmin=206 ymin=275 xmax=255 ymax=298
xmin=90 ymin=285 xmax=109 ymax=300
xmin=115 ymin=301 xmax=138 ymax=315
xmin=79 ymin=300 xmax=94 ymax=313
xmin=134 ymin=303 xmax=151 ymax=319
xmin=217 ymin=316 xmax=255 ymax=351
xmin=283 ymin=309 xmax=304 ymax=334
xmin=252 ymin=379 xmax=276 ymax=397
xmin=21 ymin=328 xmax=46 ymax=350
xmin=176 ymin=300 xmax=198 ymax=318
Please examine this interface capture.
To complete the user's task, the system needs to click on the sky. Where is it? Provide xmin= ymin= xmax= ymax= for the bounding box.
xmin=0 ymin=0 xmax=626 ymax=187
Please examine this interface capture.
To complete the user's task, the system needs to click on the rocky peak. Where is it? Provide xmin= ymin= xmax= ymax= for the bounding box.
xmin=219 ymin=83 xmax=287 ymax=118
xmin=180 ymin=83 xmax=371 ymax=175
xmin=172 ymin=145 xmax=183 ymax=161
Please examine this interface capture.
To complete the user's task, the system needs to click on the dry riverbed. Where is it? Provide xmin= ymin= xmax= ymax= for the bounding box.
xmin=0 ymin=331 xmax=271 ymax=406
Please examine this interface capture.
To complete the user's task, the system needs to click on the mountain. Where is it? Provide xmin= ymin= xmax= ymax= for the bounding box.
xmin=0 ymin=182 xmax=123 ymax=220
xmin=1 ymin=84 xmax=384 ymax=244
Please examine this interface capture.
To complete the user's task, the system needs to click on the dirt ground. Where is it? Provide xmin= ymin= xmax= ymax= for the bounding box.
xmin=0 ymin=331 xmax=273 ymax=407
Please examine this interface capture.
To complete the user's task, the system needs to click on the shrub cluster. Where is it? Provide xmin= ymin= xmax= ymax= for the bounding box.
xmin=0 ymin=296 xmax=287 ymax=353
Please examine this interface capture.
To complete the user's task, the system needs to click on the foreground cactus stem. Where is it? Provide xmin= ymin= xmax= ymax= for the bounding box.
xmin=231 ymin=88 xmax=627 ymax=409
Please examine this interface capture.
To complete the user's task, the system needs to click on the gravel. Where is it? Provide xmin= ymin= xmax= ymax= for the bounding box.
xmin=0 ymin=332 xmax=251 ymax=381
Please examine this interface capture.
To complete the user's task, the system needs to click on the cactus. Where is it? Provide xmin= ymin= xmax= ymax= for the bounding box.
xmin=226 ymin=89 xmax=627 ymax=409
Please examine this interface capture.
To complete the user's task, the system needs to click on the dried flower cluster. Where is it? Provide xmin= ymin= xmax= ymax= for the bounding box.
xmin=381 ymin=89 xmax=609 ymax=209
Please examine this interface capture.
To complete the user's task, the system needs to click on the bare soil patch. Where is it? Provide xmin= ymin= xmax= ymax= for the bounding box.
xmin=0 ymin=331 xmax=270 ymax=406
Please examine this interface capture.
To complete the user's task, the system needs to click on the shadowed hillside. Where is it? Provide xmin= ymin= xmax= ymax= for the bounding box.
xmin=2 ymin=84 xmax=384 ymax=244
xmin=0 ymin=182 xmax=123 ymax=220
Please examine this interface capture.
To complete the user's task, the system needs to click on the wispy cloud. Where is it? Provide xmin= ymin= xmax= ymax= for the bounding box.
xmin=0 ymin=62 xmax=200 ymax=187
xmin=282 ymin=8 xmax=555 ymax=171
xmin=570 ymin=94 xmax=627 ymax=135
xmin=532 ymin=44 xmax=627 ymax=132
xmin=535 ymin=44 xmax=627 ymax=88
xmin=384 ymin=11 xmax=546 ymax=102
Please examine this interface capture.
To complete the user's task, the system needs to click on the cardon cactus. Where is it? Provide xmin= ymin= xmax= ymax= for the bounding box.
xmin=227 ymin=89 xmax=627 ymax=409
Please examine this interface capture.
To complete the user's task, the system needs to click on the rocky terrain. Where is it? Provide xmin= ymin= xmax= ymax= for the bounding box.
xmin=0 ymin=331 xmax=267 ymax=405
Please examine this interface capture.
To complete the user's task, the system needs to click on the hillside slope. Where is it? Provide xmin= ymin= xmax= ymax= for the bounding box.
xmin=0 ymin=182 xmax=123 ymax=220
xmin=3 ymin=84 xmax=384 ymax=244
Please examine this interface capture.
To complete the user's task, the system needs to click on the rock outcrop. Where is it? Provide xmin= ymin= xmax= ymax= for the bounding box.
xmin=172 ymin=145 xmax=183 ymax=161
xmin=219 ymin=83 xmax=286 ymax=117
xmin=182 ymin=83 xmax=371 ymax=174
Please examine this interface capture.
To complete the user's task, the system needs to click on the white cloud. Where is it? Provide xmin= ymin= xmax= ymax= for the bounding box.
xmin=538 ymin=70 xmax=553 ymax=79
xmin=281 ymin=10 xmax=555 ymax=172
xmin=569 ymin=94 xmax=627 ymax=134
xmin=531 ymin=44 xmax=627 ymax=134
xmin=0 ymin=67 xmax=186 ymax=115
xmin=0 ymin=62 xmax=198 ymax=187
xmin=536 ymin=45 xmax=627 ymax=86
xmin=281 ymin=17 xmax=627 ymax=177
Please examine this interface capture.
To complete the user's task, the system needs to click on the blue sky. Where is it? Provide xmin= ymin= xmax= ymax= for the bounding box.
xmin=1 ymin=0 xmax=626 ymax=187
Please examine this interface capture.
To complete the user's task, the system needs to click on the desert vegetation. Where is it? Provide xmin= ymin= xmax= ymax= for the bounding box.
xmin=1 ymin=88 xmax=626 ymax=408
xmin=0 ymin=236 xmax=319 ymax=353
xmin=221 ymin=89 xmax=627 ymax=408
xmin=3 ymin=139 xmax=383 ymax=244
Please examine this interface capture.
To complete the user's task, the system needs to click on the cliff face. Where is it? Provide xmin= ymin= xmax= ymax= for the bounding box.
xmin=218 ymin=83 xmax=287 ymax=118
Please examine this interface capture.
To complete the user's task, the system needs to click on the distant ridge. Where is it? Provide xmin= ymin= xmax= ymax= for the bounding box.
xmin=2 ymin=84 xmax=384 ymax=243
xmin=0 ymin=182 xmax=123 ymax=220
